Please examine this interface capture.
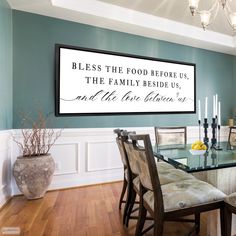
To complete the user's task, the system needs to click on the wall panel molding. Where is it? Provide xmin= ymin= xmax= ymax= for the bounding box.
xmin=86 ymin=140 xmax=122 ymax=172
xmin=51 ymin=143 xmax=79 ymax=175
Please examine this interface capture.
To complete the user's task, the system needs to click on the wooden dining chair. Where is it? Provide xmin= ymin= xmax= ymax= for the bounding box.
xmin=126 ymin=134 xmax=226 ymax=236
xmin=114 ymin=128 xmax=135 ymax=225
xmin=154 ymin=126 xmax=187 ymax=147
xmin=114 ymin=129 xmax=146 ymax=227
xmin=116 ymin=130 xmax=194 ymax=228
xmin=114 ymin=128 xmax=127 ymax=210
xmin=227 ymin=126 xmax=236 ymax=149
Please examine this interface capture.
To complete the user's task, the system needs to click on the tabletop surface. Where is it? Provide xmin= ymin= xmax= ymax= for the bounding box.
xmin=153 ymin=142 xmax=236 ymax=173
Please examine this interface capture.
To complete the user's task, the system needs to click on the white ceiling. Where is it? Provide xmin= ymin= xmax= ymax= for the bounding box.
xmin=6 ymin=0 xmax=236 ymax=55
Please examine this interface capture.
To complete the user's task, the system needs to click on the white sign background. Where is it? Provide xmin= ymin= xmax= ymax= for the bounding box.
xmin=56 ymin=45 xmax=195 ymax=115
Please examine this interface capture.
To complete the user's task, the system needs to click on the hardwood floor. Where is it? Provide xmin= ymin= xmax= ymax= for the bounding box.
xmin=0 ymin=181 xmax=209 ymax=236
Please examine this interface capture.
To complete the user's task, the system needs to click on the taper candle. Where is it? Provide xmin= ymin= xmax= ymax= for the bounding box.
xmin=215 ymin=94 xmax=218 ymax=118
xmin=205 ymin=97 xmax=208 ymax=118
xmin=213 ymin=95 xmax=215 ymax=117
xmin=218 ymin=101 xmax=221 ymax=126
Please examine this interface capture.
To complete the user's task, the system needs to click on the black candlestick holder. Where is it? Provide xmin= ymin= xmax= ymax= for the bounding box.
xmin=211 ymin=117 xmax=217 ymax=149
xmin=198 ymin=120 xmax=201 ymax=141
xmin=216 ymin=125 xmax=222 ymax=150
xmin=203 ymin=118 xmax=209 ymax=150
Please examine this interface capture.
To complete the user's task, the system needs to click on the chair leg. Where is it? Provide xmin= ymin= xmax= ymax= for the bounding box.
xmin=119 ymin=177 xmax=128 ymax=210
xmin=123 ymin=181 xmax=133 ymax=225
xmin=223 ymin=205 xmax=232 ymax=236
xmin=125 ymin=188 xmax=137 ymax=227
xmin=194 ymin=213 xmax=200 ymax=234
xmin=135 ymin=200 xmax=147 ymax=236
xmin=153 ymin=216 xmax=164 ymax=236
xmin=153 ymin=224 xmax=163 ymax=236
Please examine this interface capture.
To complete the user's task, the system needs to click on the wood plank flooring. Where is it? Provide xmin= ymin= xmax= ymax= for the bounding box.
xmin=0 ymin=181 xmax=209 ymax=236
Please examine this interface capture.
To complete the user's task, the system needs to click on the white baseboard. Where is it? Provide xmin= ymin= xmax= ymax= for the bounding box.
xmin=0 ymin=185 xmax=12 ymax=208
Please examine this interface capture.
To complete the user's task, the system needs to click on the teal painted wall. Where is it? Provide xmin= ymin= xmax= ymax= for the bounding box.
xmin=13 ymin=11 xmax=234 ymax=128
xmin=0 ymin=0 xmax=12 ymax=130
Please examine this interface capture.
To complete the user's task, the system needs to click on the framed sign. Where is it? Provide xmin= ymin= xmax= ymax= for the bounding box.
xmin=55 ymin=44 xmax=196 ymax=116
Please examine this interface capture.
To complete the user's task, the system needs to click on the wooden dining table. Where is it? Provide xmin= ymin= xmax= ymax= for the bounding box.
xmin=153 ymin=142 xmax=236 ymax=236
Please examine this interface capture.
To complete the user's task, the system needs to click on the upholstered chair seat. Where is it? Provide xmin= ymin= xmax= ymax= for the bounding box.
xmin=158 ymin=168 xmax=195 ymax=185
xmin=225 ymin=192 xmax=236 ymax=207
xmin=155 ymin=161 xmax=175 ymax=171
xmin=133 ymin=163 xmax=195 ymax=191
xmin=143 ymin=179 xmax=226 ymax=212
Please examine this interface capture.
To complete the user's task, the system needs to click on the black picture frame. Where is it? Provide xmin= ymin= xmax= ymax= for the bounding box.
xmin=55 ymin=44 xmax=196 ymax=116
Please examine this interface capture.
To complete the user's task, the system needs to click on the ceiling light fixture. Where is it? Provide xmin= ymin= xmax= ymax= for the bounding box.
xmin=189 ymin=0 xmax=236 ymax=31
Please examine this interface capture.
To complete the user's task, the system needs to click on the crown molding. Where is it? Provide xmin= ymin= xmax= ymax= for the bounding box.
xmin=7 ymin=0 xmax=236 ymax=55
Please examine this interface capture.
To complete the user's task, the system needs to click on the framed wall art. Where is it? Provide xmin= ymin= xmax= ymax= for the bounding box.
xmin=55 ymin=44 xmax=196 ymax=116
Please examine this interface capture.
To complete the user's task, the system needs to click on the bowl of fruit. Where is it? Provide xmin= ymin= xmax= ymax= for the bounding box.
xmin=190 ymin=140 xmax=207 ymax=155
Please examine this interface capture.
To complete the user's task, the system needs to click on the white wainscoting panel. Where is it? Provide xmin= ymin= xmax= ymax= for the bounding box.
xmin=0 ymin=130 xmax=12 ymax=207
xmin=51 ymin=143 xmax=78 ymax=175
xmin=87 ymin=141 xmax=122 ymax=172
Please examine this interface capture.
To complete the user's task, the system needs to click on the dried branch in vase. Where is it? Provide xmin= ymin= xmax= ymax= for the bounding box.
xmin=13 ymin=111 xmax=62 ymax=157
